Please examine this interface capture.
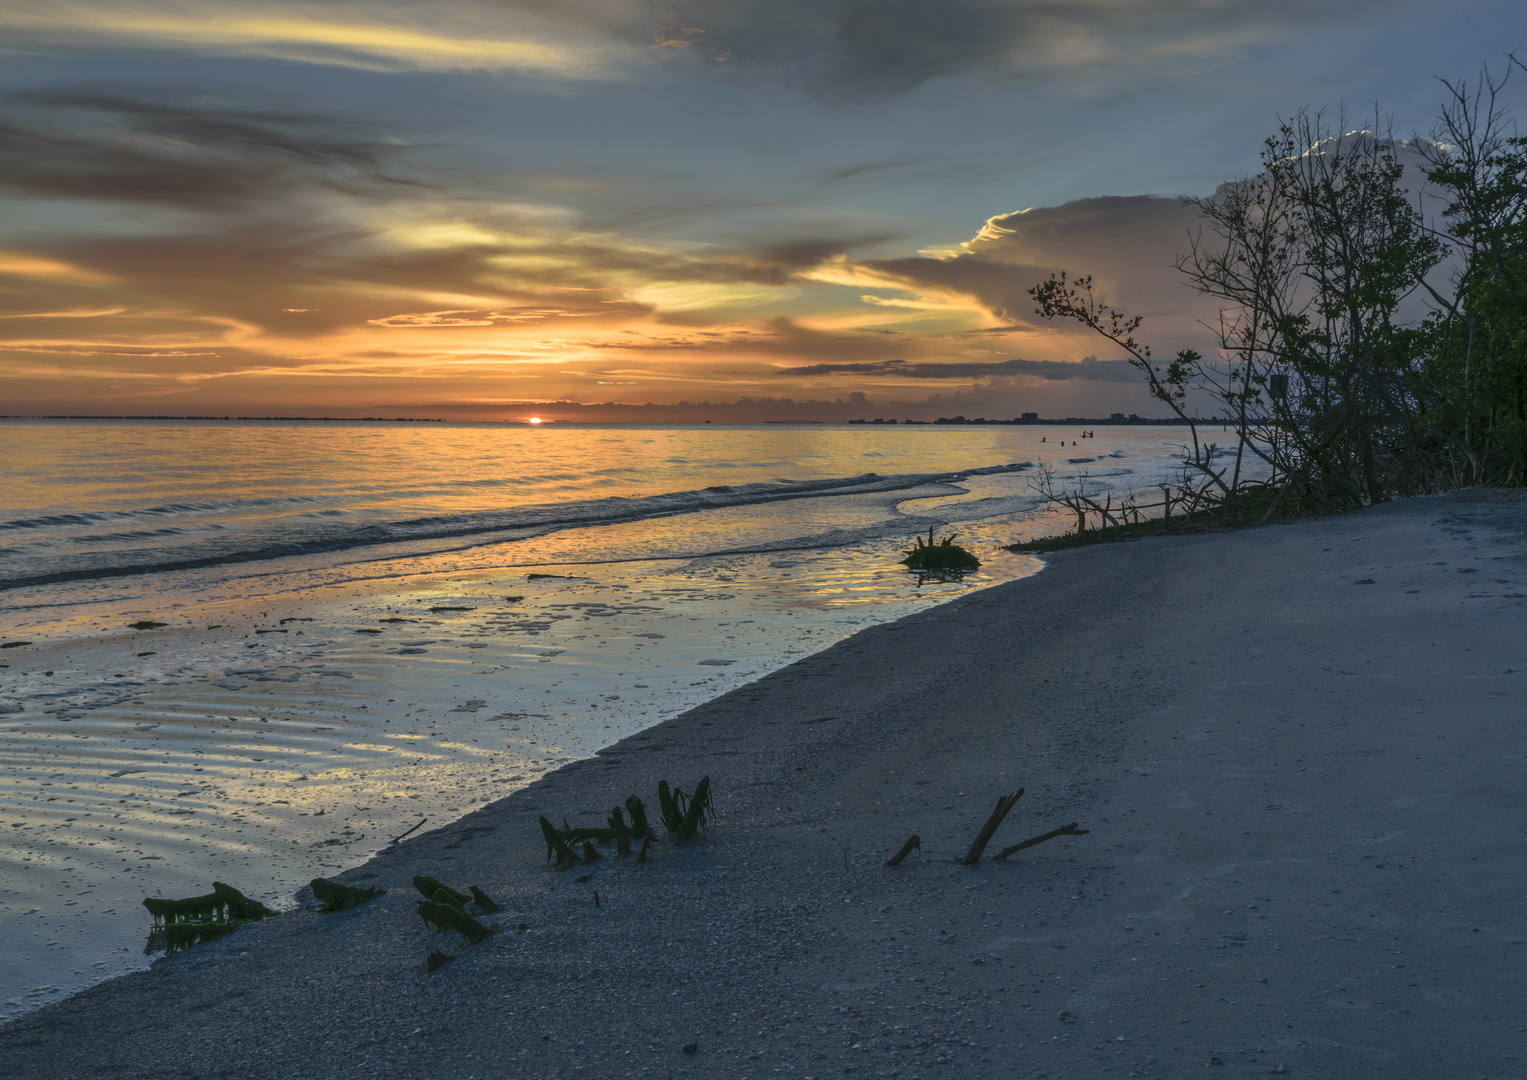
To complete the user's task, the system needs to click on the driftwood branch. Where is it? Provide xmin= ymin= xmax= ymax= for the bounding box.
xmin=1032 ymin=461 xmax=1228 ymax=537
xmin=884 ymin=835 xmax=921 ymax=866
xmin=388 ymin=817 xmax=428 ymax=844
xmin=990 ymin=822 xmax=1089 ymax=861
xmin=961 ymin=790 xmax=1024 ymax=865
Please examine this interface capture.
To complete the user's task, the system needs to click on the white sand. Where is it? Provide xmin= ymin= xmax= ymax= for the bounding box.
xmin=2 ymin=489 xmax=1524 ymax=1079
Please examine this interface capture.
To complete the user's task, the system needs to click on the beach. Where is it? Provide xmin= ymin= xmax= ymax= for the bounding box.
xmin=2 ymin=489 xmax=1524 ymax=1078
xmin=0 ymin=420 xmax=1186 ymax=1012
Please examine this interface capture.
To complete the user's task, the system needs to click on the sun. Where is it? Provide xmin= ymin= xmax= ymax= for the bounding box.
xmin=528 ymin=417 xmax=542 ymax=424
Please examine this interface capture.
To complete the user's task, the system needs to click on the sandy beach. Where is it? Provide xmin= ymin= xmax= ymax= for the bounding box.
xmin=2 ymin=488 xmax=1524 ymax=1079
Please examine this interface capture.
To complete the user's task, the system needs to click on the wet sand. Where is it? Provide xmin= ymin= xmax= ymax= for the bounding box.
xmin=2 ymin=490 xmax=1524 ymax=1079
xmin=0 ymin=542 xmax=1038 ymax=1015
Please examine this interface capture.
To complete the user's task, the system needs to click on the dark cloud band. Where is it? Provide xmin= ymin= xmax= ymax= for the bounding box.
xmin=777 ymin=357 xmax=1138 ymax=381
xmin=0 ymin=91 xmax=421 ymax=207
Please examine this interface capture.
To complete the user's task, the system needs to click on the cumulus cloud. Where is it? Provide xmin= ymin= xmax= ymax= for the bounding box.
xmin=848 ymin=195 xmax=1207 ymax=325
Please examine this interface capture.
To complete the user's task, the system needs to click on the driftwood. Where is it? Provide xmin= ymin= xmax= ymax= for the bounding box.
xmin=389 ymin=817 xmax=428 ymax=844
xmin=990 ymin=822 xmax=1090 ymax=860
xmin=961 ymin=790 xmax=1024 ymax=865
xmin=1031 ymin=465 xmax=1224 ymax=536
xmin=884 ymin=835 xmax=921 ymax=866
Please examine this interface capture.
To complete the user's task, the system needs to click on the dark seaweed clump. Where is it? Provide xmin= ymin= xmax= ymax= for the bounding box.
xmin=901 ymin=528 xmax=980 ymax=574
xmin=311 ymin=877 xmax=385 ymax=912
xmin=142 ymin=881 xmax=273 ymax=954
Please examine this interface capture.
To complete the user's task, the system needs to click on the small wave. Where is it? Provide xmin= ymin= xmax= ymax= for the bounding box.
xmin=0 ymin=495 xmax=330 ymax=532
xmin=0 ymin=466 xmax=1030 ymax=592
xmin=67 ymin=527 xmax=188 ymax=545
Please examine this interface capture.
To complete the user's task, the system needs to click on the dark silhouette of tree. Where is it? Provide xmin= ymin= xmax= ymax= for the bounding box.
xmin=1033 ymin=63 xmax=1527 ymax=514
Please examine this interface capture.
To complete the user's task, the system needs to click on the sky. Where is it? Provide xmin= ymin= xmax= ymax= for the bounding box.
xmin=0 ymin=0 xmax=1521 ymax=422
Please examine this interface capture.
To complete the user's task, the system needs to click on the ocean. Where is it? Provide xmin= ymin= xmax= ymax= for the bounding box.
xmin=0 ymin=419 xmax=1202 ymax=1016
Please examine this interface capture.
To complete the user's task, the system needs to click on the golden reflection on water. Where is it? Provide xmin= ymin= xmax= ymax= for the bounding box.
xmin=0 ymin=539 xmax=1046 ymax=1016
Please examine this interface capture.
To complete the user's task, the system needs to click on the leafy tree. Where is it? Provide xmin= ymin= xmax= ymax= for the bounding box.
xmin=1415 ymin=62 xmax=1527 ymax=484
xmin=1032 ymin=99 xmax=1509 ymax=513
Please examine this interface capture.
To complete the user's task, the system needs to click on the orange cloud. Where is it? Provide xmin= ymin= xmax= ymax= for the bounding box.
xmin=0 ymin=251 xmax=116 ymax=283
xmin=0 ymin=2 xmax=618 ymax=77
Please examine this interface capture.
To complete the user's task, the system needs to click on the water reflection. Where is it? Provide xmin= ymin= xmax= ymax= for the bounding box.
xmin=0 ymin=422 xmax=1211 ymax=1017
xmin=0 ymin=540 xmax=1041 ymax=1017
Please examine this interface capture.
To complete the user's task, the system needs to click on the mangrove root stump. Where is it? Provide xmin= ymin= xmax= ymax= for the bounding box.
xmin=960 ymin=789 xmax=1024 ymax=865
xmin=885 ymin=835 xmax=921 ymax=866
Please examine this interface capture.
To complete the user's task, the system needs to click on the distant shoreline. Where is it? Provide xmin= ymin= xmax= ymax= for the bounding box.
xmin=0 ymin=414 xmax=1213 ymax=425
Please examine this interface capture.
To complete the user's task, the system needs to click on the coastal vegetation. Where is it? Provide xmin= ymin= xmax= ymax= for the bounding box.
xmin=658 ymin=776 xmax=715 ymax=841
xmin=1030 ymin=62 xmax=1527 ymax=533
xmin=1007 ymin=467 xmax=1288 ymax=552
xmin=901 ymin=528 xmax=981 ymax=575
xmin=310 ymin=877 xmax=385 ymax=912
xmin=142 ymin=881 xmax=273 ymax=926
xmin=142 ymin=881 xmax=274 ymax=954
xmin=411 ymin=877 xmax=500 ymax=945
xmin=417 ymin=900 xmax=496 ymax=944
xmin=540 ymin=777 xmax=714 ymax=869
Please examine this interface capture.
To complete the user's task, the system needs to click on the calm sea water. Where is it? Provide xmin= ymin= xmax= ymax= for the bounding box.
xmin=0 ymin=419 xmax=1198 ymax=1017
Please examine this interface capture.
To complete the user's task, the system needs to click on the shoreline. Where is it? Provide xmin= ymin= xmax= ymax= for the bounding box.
xmin=0 ymin=539 xmax=1039 ymax=1017
xmin=3 ymin=490 xmax=1525 ymax=1078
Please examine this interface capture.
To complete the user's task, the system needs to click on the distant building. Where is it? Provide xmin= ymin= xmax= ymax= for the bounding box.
xmin=1020 ymin=412 xmax=1039 ymax=422
xmin=1109 ymin=412 xmax=1127 ymax=422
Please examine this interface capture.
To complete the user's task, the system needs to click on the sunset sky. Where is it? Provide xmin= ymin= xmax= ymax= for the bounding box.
xmin=0 ymin=0 xmax=1520 ymax=421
